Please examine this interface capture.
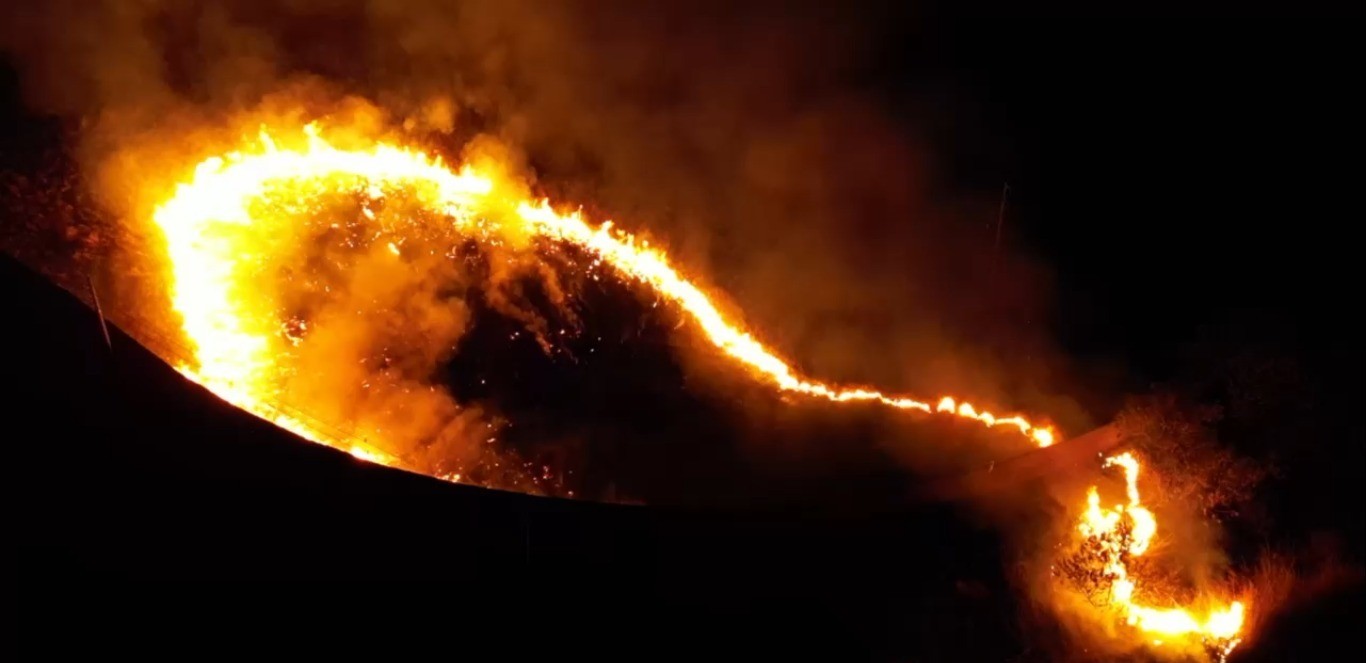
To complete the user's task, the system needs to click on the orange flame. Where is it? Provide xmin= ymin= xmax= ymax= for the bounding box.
xmin=141 ymin=119 xmax=1254 ymax=659
xmin=1077 ymin=452 xmax=1246 ymax=659
xmin=151 ymin=123 xmax=1056 ymax=473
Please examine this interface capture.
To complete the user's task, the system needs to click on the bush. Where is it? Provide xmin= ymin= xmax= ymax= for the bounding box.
xmin=1114 ymin=393 xmax=1271 ymax=522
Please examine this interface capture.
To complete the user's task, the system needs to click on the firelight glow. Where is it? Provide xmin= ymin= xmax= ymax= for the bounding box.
xmin=1075 ymin=452 xmax=1247 ymax=659
xmin=152 ymin=122 xmax=1057 ymax=474
xmin=145 ymin=120 xmax=1245 ymax=659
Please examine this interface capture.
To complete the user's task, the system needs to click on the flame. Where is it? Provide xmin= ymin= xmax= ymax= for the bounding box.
xmin=1075 ymin=451 xmax=1246 ymax=659
xmin=140 ymin=119 xmax=1254 ymax=659
xmin=150 ymin=122 xmax=1056 ymax=476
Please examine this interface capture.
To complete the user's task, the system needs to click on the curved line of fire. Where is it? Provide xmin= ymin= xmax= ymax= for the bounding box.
xmin=149 ymin=123 xmax=1245 ymax=658
xmin=154 ymin=123 xmax=1056 ymax=456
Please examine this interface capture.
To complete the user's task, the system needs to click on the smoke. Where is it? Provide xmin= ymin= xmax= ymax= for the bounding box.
xmin=5 ymin=4 xmax=1296 ymax=657
xmin=1 ymin=0 xmax=1087 ymax=497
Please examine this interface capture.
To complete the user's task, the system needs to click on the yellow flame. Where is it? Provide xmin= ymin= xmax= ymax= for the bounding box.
xmin=150 ymin=123 xmax=1057 ymax=472
xmin=142 ymin=121 xmax=1257 ymax=660
xmin=1077 ymin=452 xmax=1246 ymax=657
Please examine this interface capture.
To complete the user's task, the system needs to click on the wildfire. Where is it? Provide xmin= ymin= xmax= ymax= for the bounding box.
xmin=1073 ymin=451 xmax=1246 ymax=659
xmin=136 ymin=117 xmax=1254 ymax=659
xmin=150 ymin=122 xmax=1056 ymax=477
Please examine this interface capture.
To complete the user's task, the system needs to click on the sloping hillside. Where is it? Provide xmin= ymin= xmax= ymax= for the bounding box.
xmin=5 ymin=254 xmax=1030 ymax=660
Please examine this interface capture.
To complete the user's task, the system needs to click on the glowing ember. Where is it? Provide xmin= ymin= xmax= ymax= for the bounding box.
xmin=1074 ymin=451 xmax=1246 ymax=659
xmin=151 ymin=122 xmax=1056 ymax=478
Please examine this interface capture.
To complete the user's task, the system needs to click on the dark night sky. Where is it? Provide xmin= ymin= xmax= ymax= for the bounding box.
xmin=880 ymin=18 xmax=1364 ymax=380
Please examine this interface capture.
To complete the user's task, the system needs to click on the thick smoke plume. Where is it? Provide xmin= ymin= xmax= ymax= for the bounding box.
xmin=2 ymin=0 xmax=1084 ymax=496
xmin=2 ymin=7 xmax=1326 ymax=661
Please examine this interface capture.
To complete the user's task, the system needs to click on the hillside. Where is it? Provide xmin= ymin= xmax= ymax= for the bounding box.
xmin=5 ymin=254 xmax=1026 ymax=659
xmin=6 ymin=254 xmax=1356 ymax=660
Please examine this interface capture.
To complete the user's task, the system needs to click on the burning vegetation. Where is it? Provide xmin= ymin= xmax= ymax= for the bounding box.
xmin=149 ymin=118 xmax=1057 ymax=486
xmin=1054 ymin=452 xmax=1247 ymax=660
xmin=136 ymin=113 xmax=1251 ymax=658
xmin=0 ymin=2 xmax=1294 ymax=657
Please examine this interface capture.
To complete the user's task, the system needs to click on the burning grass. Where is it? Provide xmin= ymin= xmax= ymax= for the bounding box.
xmin=145 ymin=116 xmax=1058 ymax=487
xmin=3 ymin=101 xmax=1280 ymax=660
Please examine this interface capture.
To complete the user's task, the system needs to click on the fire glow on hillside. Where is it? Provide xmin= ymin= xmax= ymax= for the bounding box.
xmin=1061 ymin=452 xmax=1247 ymax=660
xmin=145 ymin=119 xmax=1245 ymax=659
xmin=152 ymin=122 xmax=1056 ymax=471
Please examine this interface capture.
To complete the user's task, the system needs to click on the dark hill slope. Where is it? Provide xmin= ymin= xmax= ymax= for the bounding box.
xmin=5 ymin=255 xmax=1023 ymax=660
xmin=5 ymin=255 xmax=1358 ymax=661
